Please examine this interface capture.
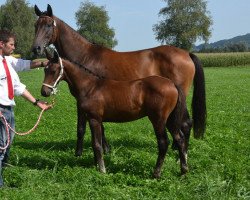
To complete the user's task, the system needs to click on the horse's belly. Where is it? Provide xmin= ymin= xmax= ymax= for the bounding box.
xmin=103 ymin=111 xmax=145 ymax=123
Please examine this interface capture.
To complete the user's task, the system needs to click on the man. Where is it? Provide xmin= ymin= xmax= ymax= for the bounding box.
xmin=0 ymin=30 xmax=51 ymax=187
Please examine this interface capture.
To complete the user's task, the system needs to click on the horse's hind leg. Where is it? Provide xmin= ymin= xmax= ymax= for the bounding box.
xmin=177 ymin=130 xmax=188 ymax=174
xmin=151 ymin=120 xmax=169 ymax=179
xmin=89 ymin=119 xmax=106 ymax=173
xmin=169 ymin=127 xmax=188 ymax=175
xmin=182 ymin=118 xmax=192 ymax=155
xmin=101 ymin=124 xmax=110 ymax=154
xmin=75 ymin=107 xmax=87 ymax=157
xmin=172 ymin=109 xmax=192 ymax=151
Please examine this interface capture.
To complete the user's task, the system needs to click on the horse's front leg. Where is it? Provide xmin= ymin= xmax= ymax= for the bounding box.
xmin=75 ymin=106 xmax=87 ymax=157
xmin=89 ymin=119 xmax=106 ymax=173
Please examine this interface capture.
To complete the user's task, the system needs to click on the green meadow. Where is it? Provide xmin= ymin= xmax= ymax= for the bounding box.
xmin=0 ymin=66 xmax=249 ymax=199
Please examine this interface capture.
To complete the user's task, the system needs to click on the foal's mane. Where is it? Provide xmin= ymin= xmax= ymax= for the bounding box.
xmin=64 ymin=58 xmax=104 ymax=79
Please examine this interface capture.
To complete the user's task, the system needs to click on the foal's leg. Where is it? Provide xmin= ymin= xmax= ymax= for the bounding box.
xmin=170 ymin=129 xmax=188 ymax=175
xmin=181 ymin=109 xmax=192 ymax=153
xmin=89 ymin=119 xmax=106 ymax=173
xmin=101 ymin=124 xmax=110 ymax=154
xmin=75 ymin=106 xmax=87 ymax=156
xmin=172 ymin=109 xmax=192 ymax=151
xmin=151 ymin=120 xmax=169 ymax=179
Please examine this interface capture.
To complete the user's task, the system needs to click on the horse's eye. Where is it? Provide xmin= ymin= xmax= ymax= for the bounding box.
xmin=46 ymin=24 xmax=52 ymax=28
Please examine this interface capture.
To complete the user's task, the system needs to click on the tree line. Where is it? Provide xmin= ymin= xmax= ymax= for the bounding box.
xmin=198 ymin=42 xmax=250 ymax=53
xmin=0 ymin=0 xmax=212 ymax=59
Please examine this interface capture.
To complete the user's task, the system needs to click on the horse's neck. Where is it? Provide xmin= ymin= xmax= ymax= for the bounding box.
xmin=63 ymin=60 xmax=96 ymax=96
xmin=55 ymin=18 xmax=91 ymax=63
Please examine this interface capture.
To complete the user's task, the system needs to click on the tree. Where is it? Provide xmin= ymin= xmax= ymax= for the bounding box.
xmin=0 ymin=0 xmax=36 ymax=58
xmin=223 ymin=42 xmax=249 ymax=52
xmin=75 ymin=1 xmax=118 ymax=49
xmin=153 ymin=0 xmax=212 ymax=50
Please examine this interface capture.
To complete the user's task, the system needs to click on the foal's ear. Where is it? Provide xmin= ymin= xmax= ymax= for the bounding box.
xmin=34 ymin=5 xmax=42 ymax=16
xmin=47 ymin=4 xmax=53 ymax=17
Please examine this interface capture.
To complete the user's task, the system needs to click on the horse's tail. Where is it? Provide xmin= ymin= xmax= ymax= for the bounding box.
xmin=167 ymin=85 xmax=187 ymax=133
xmin=189 ymin=53 xmax=206 ymax=138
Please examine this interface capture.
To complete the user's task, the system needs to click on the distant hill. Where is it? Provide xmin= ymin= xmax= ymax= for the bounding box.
xmin=195 ymin=33 xmax=250 ymax=51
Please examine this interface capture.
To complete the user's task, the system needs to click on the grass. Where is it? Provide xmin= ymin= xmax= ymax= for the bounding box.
xmin=0 ymin=66 xmax=249 ymax=199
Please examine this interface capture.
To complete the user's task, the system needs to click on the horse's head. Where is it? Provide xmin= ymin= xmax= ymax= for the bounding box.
xmin=41 ymin=50 xmax=64 ymax=97
xmin=32 ymin=4 xmax=58 ymax=56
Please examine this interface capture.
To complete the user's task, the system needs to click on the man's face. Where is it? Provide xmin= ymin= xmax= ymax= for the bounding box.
xmin=0 ymin=37 xmax=15 ymax=56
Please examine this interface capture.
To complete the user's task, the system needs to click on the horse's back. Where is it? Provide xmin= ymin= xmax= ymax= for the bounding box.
xmin=143 ymin=75 xmax=178 ymax=99
xmin=142 ymin=76 xmax=178 ymax=113
xmin=96 ymin=45 xmax=194 ymax=95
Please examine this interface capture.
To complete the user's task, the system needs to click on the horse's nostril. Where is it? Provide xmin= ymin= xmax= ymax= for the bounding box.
xmin=41 ymin=89 xmax=50 ymax=97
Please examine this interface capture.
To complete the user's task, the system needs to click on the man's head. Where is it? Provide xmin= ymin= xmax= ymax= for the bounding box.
xmin=0 ymin=30 xmax=16 ymax=56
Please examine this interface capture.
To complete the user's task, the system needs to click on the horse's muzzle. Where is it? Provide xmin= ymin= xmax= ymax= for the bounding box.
xmin=41 ymin=87 xmax=52 ymax=97
xmin=32 ymin=46 xmax=42 ymax=56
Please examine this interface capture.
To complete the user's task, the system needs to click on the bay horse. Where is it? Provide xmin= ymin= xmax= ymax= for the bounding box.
xmin=32 ymin=4 xmax=206 ymax=157
xmin=41 ymin=50 xmax=189 ymax=178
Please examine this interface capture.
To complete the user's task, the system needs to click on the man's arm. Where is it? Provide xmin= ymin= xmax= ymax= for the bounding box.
xmin=6 ymin=56 xmax=48 ymax=71
xmin=30 ymin=60 xmax=48 ymax=69
xmin=21 ymin=89 xmax=51 ymax=110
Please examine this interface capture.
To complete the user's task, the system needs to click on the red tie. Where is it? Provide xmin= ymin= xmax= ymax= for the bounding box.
xmin=2 ymin=58 xmax=14 ymax=99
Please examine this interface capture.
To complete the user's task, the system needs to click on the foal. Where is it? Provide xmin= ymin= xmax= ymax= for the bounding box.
xmin=41 ymin=54 xmax=189 ymax=178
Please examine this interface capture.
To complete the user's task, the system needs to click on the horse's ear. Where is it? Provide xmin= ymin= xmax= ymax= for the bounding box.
xmin=47 ymin=4 xmax=53 ymax=17
xmin=34 ymin=5 xmax=42 ymax=16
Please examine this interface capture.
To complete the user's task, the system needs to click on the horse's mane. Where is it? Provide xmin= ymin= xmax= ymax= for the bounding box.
xmin=53 ymin=12 xmax=98 ymax=46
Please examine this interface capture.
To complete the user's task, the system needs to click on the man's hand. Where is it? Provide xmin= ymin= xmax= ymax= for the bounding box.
xmin=37 ymin=100 xmax=53 ymax=110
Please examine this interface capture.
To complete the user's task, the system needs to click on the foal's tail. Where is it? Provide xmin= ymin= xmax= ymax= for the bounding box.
xmin=189 ymin=53 xmax=206 ymax=138
xmin=167 ymin=86 xmax=187 ymax=133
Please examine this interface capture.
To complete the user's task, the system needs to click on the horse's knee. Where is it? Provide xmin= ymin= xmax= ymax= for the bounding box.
xmin=158 ymin=135 xmax=169 ymax=151
xmin=182 ymin=119 xmax=192 ymax=134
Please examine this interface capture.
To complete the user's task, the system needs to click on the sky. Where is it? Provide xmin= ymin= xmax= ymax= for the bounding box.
xmin=0 ymin=0 xmax=249 ymax=51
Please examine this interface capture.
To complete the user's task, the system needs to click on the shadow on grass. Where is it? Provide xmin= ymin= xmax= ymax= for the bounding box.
xmin=15 ymin=139 xmax=81 ymax=151
xmin=13 ymin=136 xmax=176 ymax=177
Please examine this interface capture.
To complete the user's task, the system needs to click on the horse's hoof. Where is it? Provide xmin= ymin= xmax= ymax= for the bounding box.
xmin=181 ymin=166 xmax=189 ymax=175
xmin=152 ymin=171 xmax=161 ymax=179
xmin=75 ymin=151 xmax=82 ymax=157
xmin=100 ymin=167 xmax=106 ymax=174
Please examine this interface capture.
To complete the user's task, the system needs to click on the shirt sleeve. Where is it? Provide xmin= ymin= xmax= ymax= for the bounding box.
xmin=12 ymin=69 xmax=26 ymax=96
xmin=6 ymin=56 xmax=31 ymax=72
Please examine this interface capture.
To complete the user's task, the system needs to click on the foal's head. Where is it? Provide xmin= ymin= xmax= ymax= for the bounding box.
xmin=41 ymin=52 xmax=64 ymax=97
xmin=32 ymin=4 xmax=57 ymax=56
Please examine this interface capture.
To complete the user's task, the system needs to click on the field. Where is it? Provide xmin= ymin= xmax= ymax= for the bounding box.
xmin=0 ymin=66 xmax=249 ymax=199
xmin=196 ymin=52 xmax=250 ymax=67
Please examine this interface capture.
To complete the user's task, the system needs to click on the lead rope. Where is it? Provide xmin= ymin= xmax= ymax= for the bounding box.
xmin=0 ymin=98 xmax=55 ymax=150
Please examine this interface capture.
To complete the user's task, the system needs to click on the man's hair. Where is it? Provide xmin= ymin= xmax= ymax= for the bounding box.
xmin=0 ymin=30 xmax=16 ymax=43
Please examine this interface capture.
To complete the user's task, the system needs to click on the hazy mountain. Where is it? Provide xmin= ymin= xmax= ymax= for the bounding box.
xmin=195 ymin=33 xmax=250 ymax=51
